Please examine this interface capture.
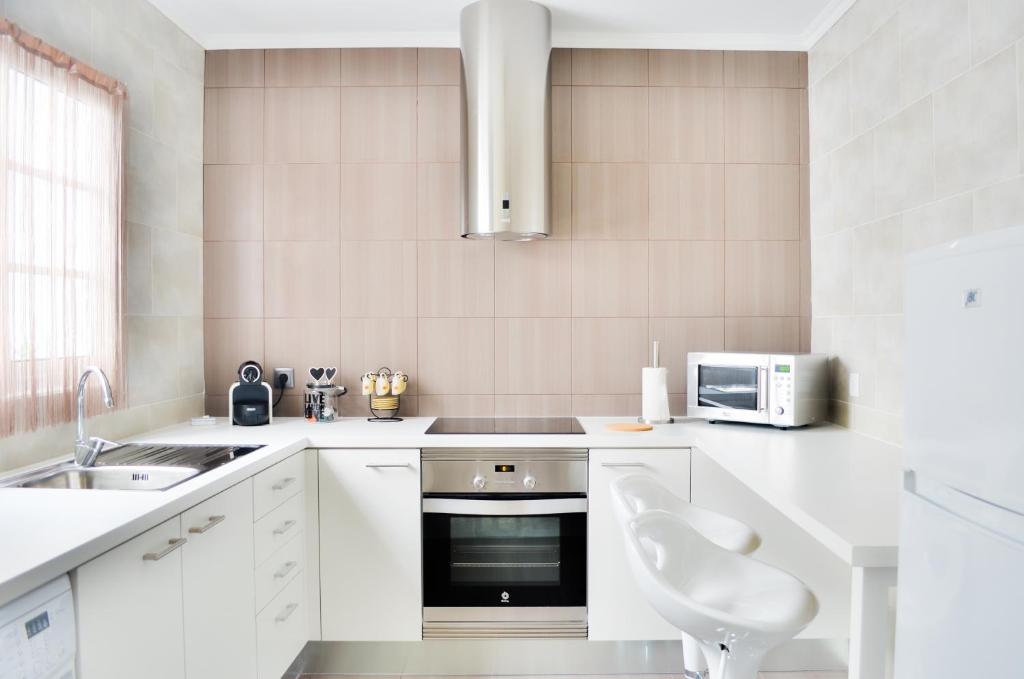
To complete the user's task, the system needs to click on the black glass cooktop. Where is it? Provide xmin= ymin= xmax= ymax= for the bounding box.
xmin=425 ymin=417 xmax=585 ymax=435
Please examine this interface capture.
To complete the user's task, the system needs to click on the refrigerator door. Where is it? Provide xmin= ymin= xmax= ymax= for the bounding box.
xmin=894 ymin=475 xmax=1024 ymax=679
xmin=904 ymin=225 xmax=1024 ymax=514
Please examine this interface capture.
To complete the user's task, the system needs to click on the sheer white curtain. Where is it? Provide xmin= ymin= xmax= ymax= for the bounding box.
xmin=0 ymin=20 xmax=126 ymax=437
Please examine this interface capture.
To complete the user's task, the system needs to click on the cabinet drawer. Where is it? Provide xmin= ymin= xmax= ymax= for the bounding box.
xmin=257 ymin=571 xmax=307 ymax=679
xmin=254 ymin=492 xmax=304 ymax=566
xmin=253 ymin=453 xmax=305 ymax=520
xmin=255 ymin=531 xmax=304 ymax=613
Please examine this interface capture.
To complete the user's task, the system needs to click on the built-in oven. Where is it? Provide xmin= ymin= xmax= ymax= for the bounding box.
xmin=421 ymin=448 xmax=588 ymax=638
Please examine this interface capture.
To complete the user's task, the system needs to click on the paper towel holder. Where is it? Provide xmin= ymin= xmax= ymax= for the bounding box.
xmin=638 ymin=340 xmax=675 ymax=425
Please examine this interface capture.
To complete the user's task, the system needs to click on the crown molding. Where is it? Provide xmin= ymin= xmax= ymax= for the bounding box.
xmin=799 ymin=0 xmax=857 ymax=50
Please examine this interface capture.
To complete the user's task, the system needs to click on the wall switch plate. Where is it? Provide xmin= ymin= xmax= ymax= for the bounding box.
xmin=274 ymin=368 xmax=295 ymax=389
xmin=849 ymin=372 xmax=860 ymax=398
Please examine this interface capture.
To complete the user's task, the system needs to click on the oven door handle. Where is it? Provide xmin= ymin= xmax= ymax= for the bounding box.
xmin=422 ymin=497 xmax=587 ymax=516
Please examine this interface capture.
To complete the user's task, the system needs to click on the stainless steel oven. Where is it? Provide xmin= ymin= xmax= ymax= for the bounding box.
xmin=421 ymin=448 xmax=588 ymax=638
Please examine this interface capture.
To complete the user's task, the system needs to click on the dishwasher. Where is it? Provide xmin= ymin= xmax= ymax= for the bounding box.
xmin=0 ymin=575 xmax=76 ymax=678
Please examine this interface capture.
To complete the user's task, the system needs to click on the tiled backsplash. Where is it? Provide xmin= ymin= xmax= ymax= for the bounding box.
xmin=203 ymin=47 xmax=810 ymax=418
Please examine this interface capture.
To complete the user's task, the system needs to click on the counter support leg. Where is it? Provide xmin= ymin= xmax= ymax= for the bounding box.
xmin=848 ymin=566 xmax=897 ymax=679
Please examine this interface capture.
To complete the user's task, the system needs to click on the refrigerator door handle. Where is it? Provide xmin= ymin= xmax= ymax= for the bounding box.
xmin=910 ymin=474 xmax=1024 ymax=546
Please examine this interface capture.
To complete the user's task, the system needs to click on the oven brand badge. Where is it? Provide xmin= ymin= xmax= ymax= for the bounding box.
xmin=500 ymin=591 xmax=510 ymax=603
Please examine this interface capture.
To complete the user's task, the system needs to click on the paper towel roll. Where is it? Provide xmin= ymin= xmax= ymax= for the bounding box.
xmin=641 ymin=367 xmax=672 ymax=423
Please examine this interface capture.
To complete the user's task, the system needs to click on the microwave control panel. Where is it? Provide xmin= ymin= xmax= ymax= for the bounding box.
xmin=771 ymin=362 xmax=795 ymax=419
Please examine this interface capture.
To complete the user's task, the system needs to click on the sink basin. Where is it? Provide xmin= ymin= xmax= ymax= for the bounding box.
xmin=15 ymin=465 xmax=200 ymax=491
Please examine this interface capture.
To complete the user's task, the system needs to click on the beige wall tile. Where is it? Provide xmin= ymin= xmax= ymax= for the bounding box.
xmin=127 ymin=129 xmax=175 ymax=229
xmin=724 ymin=87 xmax=800 ymax=164
xmin=419 ymin=395 xmax=494 ymax=416
xmin=341 ymin=241 xmax=417 ymax=318
xmin=418 ymin=85 xmax=461 ymax=162
xmin=340 ymin=48 xmax=417 ymax=85
xmin=203 ymin=241 xmax=263 ymax=318
xmin=126 ymin=223 xmax=151 ymax=315
xmin=831 ymin=132 xmax=875 ymax=230
xmin=494 ymin=318 xmax=572 ymax=394
xmin=340 ymin=163 xmax=417 ymax=240
xmin=340 ymin=86 xmax=417 ymax=162
xmin=571 ymin=394 xmax=642 ymax=416
xmin=494 ymin=240 xmax=572 ymax=317
xmin=571 ymin=241 xmax=649 ymax=317
xmin=204 ymin=88 xmax=263 ymax=163
xmin=263 ymin=164 xmax=340 ymax=241
xmin=571 ymin=49 xmax=648 ymax=85
xmin=723 ymin=51 xmax=804 ymax=88
xmin=571 ymin=163 xmax=649 ymax=239
xmin=204 ymin=318 xmax=264 ymax=395
xmin=205 ymin=50 xmax=264 ymax=87
xmin=265 ymin=48 xmax=341 ymax=86
xmin=904 ymin=193 xmax=973 ymax=251
xmin=724 ymin=317 xmax=800 ymax=353
xmin=800 ymin=164 xmax=810 ymax=240
xmin=417 ymin=240 xmax=494 ymax=316
xmin=970 ymin=0 xmax=1024 ymax=63
xmin=800 ymin=239 xmax=811 ymax=317
xmin=899 ymin=0 xmax=970 ymax=105
xmin=649 ymin=317 xmax=725 ymax=393
xmin=152 ymin=230 xmax=202 ymax=317
xmin=852 ymin=216 xmax=903 ymax=314
xmin=264 ymin=87 xmax=340 ymax=162
xmin=263 ymin=241 xmax=340 ymax=318
xmin=829 ymin=315 xmax=878 ymax=406
xmin=417 ymin=163 xmax=461 ymax=239
xmin=808 ymin=61 xmax=851 ymax=160
xmin=495 ymin=395 xmax=573 ymax=417
xmin=338 ymin=317 xmax=418 ymax=394
xmin=811 ymin=230 xmax=854 ymax=316
xmin=127 ymin=317 xmax=179 ymax=405
xmin=972 ymin=176 xmax=1024 ymax=234
xmin=849 ymin=17 xmax=900 ymax=136
xmin=204 ymin=164 xmax=263 ymax=241
xmin=649 ymin=164 xmax=725 ymax=240
xmin=571 ymin=318 xmax=647 ymax=394
xmin=724 ymin=241 xmax=800 ymax=317
xmin=419 ymin=317 xmax=494 ymax=394
xmin=649 ymin=87 xmax=724 ymax=163
xmin=649 ymin=241 xmax=724 ymax=317
xmin=552 ymin=163 xmax=572 ymax=238
xmin=874 ymin=97 xmax=934 ymax=215
xmin=724 ymin=164 xmax=800 ymax=240
xmin=572 ymin=86 xmax=649 ymax=162
xmin=265 ymin=318 xmax=340 ymax=378
xmin=551 ymin=48 xmax=572 ymax=85
xmin=874 ymin=315 xmax=904 ymax=414
xmin=417 ymin=48 xmax=460 ymax=85
xmin=648 ymin=50 xmax=723 ymax=87
xmin=552 ymin=86 xmax=572 ymax=162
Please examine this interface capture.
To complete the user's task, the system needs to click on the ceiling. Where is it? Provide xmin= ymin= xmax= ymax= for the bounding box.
xmin=148 ymin=0 xmax=853 ymax=52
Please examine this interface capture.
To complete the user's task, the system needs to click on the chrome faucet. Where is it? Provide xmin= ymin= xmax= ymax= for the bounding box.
xmin=74 ymin=366 xmax=115 ymax=467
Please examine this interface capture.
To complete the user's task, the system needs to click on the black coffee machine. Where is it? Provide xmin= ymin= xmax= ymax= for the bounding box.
xmin=228 ymin=360 xmax=273 ymax=426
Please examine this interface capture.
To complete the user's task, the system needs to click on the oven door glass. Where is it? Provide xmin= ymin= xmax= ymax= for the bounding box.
xmin=423 ymin=501 xmax=586 ymax=608
xmin=698 ymin=364 xmax=761 ymax=411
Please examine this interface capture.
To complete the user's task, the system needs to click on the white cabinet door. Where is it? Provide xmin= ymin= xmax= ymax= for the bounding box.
xmin=75 ymin=517 xmax=187 ymax=679
xmin=181 ymin=479 xmax=257 ymax=679
xmin=588 ymin=448 xmax=691 ymax=641
xmin=319 ymin=449 xmax=421 ymax=640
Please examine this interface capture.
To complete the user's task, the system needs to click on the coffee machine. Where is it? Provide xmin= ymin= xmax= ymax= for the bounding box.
xmin=229 ymin=360 xmax=273 ymax=426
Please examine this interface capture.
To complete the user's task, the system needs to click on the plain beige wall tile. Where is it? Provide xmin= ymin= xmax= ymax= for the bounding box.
xmin=127 ymin=316 xmax=180 ymax=404
xmin=263 ymin=164 xmax=340 ymax=241
xmin=205 ymin=50 xmax=264 ymax=87
xmin=903 ymin=193 xmax=973 ymax=251
xmin=340 ymin=241 xmax=417 ymax=318
xmin=724 ymin=164 xmax=800 ymax=240
xmin=649 ymin=241 xmax=724 ymax=317
xmin=724 ymin=87 xmax=801 ymax=164
xmin=829 ymin=315 xmax=879 ymax=406
xmin=874 ymin=97 xmax=934 ymax=215
xmin=970 ymin=0 xmax=1024 ymax=64
xmin=203 ymin=88 xmax=263 ymax=163
xmin=724 ymin=51 xmax=804 ymax=88
xmin=126 ymin=129 xmax=176 ymax=229
xmin=811 ymin=230 xmax=853 ymax=316
xmin=649 ymin=164 xmax=725 ymax=240
xmin=649 ymin=317 xmax=725 ymax=393
xmin=648 ymin=50 xmax=723 ymax=86
xmin=725 ymin=317 xmax=800 ymax=353
xmin=551 ymin=163 xmax=572 ymax=238
xmin=417 ymin=240 xmax=494 ymax=316
xmin=264 ymin=318 xmax=340 ymax=378
xmin=571 ymin=394 xmax=642 ymax=416
xmin=649 ymin=87 xmax=724 ymax=163
xmin=571 ymin=318 xmax=647 ymax=394
xmin=552 ymin=85 xmax=572 ymax=162
xmin=551 ymin=48 xmax=571 ymax=85
xmin=419 ymin=395 xmax=495 ymax=416
xmin=203 ymin=241 xmax=264 ymax=318
xmin=571 ymin=241 xmax=649 ymax=317
xmin=340 ymin=163 xmax=417 ymax=240
xmin=494 ymin=318 xmax=572 ymax=393
xmin=418 ymin=318 xmax=494 ymax=394
xmin=126 ymin=223 xmax=151 ymax=315
xmin=340 ymin=86 xmax=417 ymax=162
xmin=571 ymin=86 xmax=649 ymax=162
xmin=571 ymin=163 xmax=649 ymax=239
xmin=264 ymin=87 xmax=340 ymax=162
xmin=571 ymin=49 xmax=648 ymax=85
xmin=340 ymin=48 xmax=416 ymax=85
xmin=417 ymin=163 xmax=461 ymax=239
xmin=204 ymin=164 xmax=263 ymax=241
xmin=899 ymin=0 xmax=970 ymax=105
xmin=417 ymin=48 xmax=460 ymax=85
xmin=263 ymin=241 xmax=340 ymax=318
xmin=495 ymin=395 xmax=573 ymax=417
xmin=831 ymin=132 xmax=875 ymax=230
xmin=152 ymin=230 xmax=202 ymax=317
xmin=724 ymin=241 xmax=800 ymax=317
xmin=848 ymin=17 xmax=900 ymax=136
xmin=418 ymin=85 xmax=461 ymax=162
xmin=808 ymin=61 xmax=851 ymax=161
xmin=338 ymin=318 xmax=418 ymax=394
xmin=874 ymin=315 xmax=904 ymax=414
xmin=852 ymin=216 xmax=904 ymax=314
xmin=265 ymin=48 xmax=341 ymax=87
xmin=204 ymin=318 xmax=264 ymax=395
xmin=973 ymin=176 xmax=1024 ymax=233
xmin=494 ymin=240 xmax=572 ymax=317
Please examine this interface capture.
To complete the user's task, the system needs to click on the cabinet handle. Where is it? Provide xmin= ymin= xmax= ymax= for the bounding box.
xmin=273 ymin=519 xmax=297 ymax=536
xmin=601 ymin=462 xmax=647 ymax=468
xmin=143 ymin=537 xmax=187 ymax=561
xmin=272 ymin=477 xmax=296 ymax=491
xmin=188 ymin=515 xmax=226 ymax=534
xmin=273 ymin=561 xmax=299 ymax=580
xmin=365 ymin=463 xmax=411 ymax=469
xmin=274 ymin=603 xmax=299 ymax=623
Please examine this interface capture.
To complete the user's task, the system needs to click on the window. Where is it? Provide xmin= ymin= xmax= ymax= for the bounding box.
xmin=0 ymin=20 xmax=126 ymax=436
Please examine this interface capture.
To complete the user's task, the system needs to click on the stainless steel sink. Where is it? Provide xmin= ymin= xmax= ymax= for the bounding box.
xmin=16 ymin=465 xmax=200 ymax=490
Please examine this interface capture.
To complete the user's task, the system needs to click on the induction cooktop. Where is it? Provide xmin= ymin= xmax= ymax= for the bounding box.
xmin=424 ymin=417 xmax=585 ymax=435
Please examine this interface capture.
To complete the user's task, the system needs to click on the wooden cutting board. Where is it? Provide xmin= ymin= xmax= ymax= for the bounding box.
xmin=605 ymin=422 xmax=653 ymax=432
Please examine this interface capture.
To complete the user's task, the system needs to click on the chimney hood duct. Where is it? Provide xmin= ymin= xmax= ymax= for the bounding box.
xmin=460 ymin=0 xmax=551 ymax=241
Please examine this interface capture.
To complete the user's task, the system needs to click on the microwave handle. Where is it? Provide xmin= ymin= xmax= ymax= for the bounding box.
xmin=758 ymin=366 xmax=767 ymax=412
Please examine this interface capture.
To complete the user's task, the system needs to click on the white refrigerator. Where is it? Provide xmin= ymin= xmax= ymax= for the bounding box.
xmin=896 ymin=225 xmax=1024 ymax=678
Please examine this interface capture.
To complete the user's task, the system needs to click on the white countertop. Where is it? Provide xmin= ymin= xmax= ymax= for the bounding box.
xmin=0 ymin=416 xmax=902 ymax=606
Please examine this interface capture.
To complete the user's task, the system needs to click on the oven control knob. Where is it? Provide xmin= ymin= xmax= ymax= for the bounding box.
xmin=523 ymin=475 xmax=537 ymax=490
xmin=472 ymin=475 xmax=486 ymax=490
xmin=775 ymin=406 xmax=785 ymax=415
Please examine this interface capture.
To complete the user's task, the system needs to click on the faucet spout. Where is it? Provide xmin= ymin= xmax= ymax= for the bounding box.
xmin=74 ymin=366 xmax=116 ymax=467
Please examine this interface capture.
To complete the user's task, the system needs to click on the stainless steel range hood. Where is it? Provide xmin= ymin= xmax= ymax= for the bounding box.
xmin=460 ymin=0 xmax=551 ymax=241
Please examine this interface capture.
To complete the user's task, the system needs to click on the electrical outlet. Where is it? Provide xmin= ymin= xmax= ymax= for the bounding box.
xmin=849 ymin=372 xmax=860 ymax=398
xmin=274 ymin=368 xmax=295 ymax=389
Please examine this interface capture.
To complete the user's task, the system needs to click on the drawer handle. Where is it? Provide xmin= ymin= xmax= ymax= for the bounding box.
xmin=365 ymin=463 xmax=411 ymax=469
xmin=601 ymin=462 xmax=647 ymax=468
xmin=143 ymin=537 xmax=187 ymax=561
xmin=272 ymin=477 xmax=296 ymax=491
xmin=274 ymin=603 xmax=299 ymax=623
xmin=273 ymin=561 xmax=299 ymax=580
xmin=188 ymin=515 xmax=226 ymax=534
xmin=273 ymin=519 xmax=297 ymax=536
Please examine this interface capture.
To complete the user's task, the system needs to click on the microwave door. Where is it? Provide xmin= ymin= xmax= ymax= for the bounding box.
xmin=692 ymin=363 xmax=770 ymax=424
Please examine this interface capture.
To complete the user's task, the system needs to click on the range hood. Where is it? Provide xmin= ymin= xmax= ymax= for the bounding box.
xmin=460 ymin=0 xmax=551 ymax=241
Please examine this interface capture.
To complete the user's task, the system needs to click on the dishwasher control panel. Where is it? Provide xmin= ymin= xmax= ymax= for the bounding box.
xmin=0 ymin=575 xmax=75 ymax=679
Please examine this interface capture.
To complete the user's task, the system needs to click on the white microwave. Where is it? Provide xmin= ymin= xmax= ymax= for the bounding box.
xmin=686 ymin=352 xmax=829 ymax=428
